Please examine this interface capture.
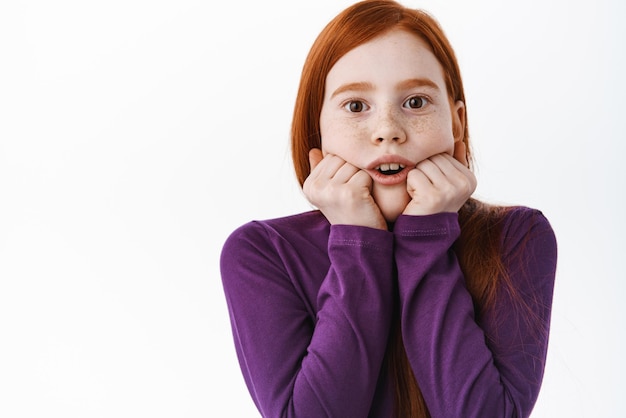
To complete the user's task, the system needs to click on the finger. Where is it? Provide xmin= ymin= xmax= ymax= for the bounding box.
xmin=331 ymin=161 xmax=361 ymax=183
xmin=431 ymin=153 xmax=472 ymax=176
xmin=431 ymin=153 xmax=478 ymax=192
xmin=415 ymin=158 xmax=447 ymax=185
xmin=308 ymin=148 xmax=323 ymax=172
xmin=312 ymin=154 xmax=351 ymax=180
xmin=406 ymin=167 xmax=435 ymax=195
xmin=347 ymin=169 xmax=373 ymax=190
xmin=416 ymin=155 xmax=473 ymax=193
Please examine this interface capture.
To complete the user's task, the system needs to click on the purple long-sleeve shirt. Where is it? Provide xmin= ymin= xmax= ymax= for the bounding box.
xmin=220 ymin=207 xmax=557 ymax=417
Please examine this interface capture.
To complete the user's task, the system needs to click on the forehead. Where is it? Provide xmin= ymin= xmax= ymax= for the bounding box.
xmin=325 ymin=29 xmax=447 ymax=92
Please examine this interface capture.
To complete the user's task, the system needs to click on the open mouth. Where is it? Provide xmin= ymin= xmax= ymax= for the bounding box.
xmin=376 ymin=163 xmax=405 ymax=175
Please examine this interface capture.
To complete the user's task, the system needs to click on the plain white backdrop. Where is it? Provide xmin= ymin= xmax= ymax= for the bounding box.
xmin=1 ymin=0 xmax=624 ymax=416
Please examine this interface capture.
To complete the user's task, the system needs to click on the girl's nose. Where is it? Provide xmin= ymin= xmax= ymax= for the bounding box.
xmin=371 ymin=106 xmax=407 ymax=144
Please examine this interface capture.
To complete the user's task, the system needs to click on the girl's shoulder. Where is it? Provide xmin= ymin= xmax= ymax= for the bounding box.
xmin=459 ymin=200 xmax=557 ymax=269
xmin=500 ymin=206 xmax=556 ymax=252
xmin=222 ymin=210 xmax=330 ymax=256
xmin=463 ymin=200 xmax=554 ymax=244
xmin=492 ymin=207 xmax=558 ymax=282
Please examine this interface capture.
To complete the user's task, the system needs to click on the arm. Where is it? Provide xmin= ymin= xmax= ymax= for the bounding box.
xmin=220 ymin=220 xmax=394 ymax=417
xmin=394 ymin=209 xmax=557 ymax=417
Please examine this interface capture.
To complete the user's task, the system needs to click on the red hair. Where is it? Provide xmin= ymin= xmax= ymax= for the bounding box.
xmin=290 ymin=1 xmax=511 ymax=416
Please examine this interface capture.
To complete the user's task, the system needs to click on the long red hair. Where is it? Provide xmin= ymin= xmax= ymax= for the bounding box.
xmin=290 ymin=1 xmax=511 ymax=416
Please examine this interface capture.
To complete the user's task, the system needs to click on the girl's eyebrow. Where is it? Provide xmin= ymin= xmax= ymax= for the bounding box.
xmin=330 ymin=81 xmax=374 ymax=99
xmin=396 ymin=78 xmax=440 ymax=92
xmin=330 ymin=78 xmax=441 ymax=99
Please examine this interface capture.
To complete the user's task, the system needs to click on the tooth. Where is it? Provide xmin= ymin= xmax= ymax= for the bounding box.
xmin=389 ymin=163 xmax=399 ymax=170
xmin=399 ymin=164 xmax=405 ymax=169
xmin=380 ymin=163 xmax=390 ymax=171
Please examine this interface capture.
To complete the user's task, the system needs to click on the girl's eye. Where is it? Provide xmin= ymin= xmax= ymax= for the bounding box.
xmin=344 ymin=100 xmax=368 ymax=113
xmin=404 ymin=96 xmax=428 ymax=109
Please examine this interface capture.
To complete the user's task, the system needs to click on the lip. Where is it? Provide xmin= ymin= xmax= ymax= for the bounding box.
xmin=365 ymin=155 xmax=415 ymax=186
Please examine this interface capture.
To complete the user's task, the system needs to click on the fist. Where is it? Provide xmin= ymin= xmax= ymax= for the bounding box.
xmin=403 ymin=141 xmax=476 ymax=216
xmin=303 ymin=149 xmax=387 ymax=230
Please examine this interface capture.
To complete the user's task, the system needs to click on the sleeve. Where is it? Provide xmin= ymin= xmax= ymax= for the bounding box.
xmin=220 ymin=221 xmax=395 ymax=418
xmin=393 ymin=209 xmax=557 ymax=418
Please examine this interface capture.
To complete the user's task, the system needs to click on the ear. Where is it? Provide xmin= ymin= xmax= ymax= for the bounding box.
xmin=451 ymin=100 xmax=466 ymax=143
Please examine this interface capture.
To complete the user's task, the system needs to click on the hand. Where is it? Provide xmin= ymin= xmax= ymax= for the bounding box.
xmin=303 ymin=149 xmax=387 ymax=230
xmin=403 ymin=141 xmax=477 ymax=216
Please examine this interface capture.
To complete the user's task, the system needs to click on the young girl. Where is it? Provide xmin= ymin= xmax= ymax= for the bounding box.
xmin=221 ymin=1 xmax=557 ymax=417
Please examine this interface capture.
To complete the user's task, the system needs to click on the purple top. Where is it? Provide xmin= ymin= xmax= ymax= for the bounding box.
xmin=220 ymin=207 xmax=557 ymax=417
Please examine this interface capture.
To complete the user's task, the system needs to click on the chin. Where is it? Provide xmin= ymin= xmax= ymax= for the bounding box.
xmin=380 ymin=205 xmax=405 ymax=223
xmin=372 ymin=184 xmax=410 ymax=223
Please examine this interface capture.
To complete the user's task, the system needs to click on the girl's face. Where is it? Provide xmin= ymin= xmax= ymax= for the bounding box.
xmin=319 ymin=29 xmax=465 ymax=222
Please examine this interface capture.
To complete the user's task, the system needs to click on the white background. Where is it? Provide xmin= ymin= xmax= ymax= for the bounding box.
xmin=1 ymin=0 xmax=624 ymax=416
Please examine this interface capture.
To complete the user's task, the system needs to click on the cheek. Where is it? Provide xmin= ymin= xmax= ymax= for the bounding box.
xmin=408 ymin=114 xmax=455 ymax=153
xmin=320 ymin=118 xmax=365 ymax=155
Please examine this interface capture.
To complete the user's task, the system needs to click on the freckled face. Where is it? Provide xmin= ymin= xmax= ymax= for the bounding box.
xmin=319 ymin=29 xmax=465 ymax=222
